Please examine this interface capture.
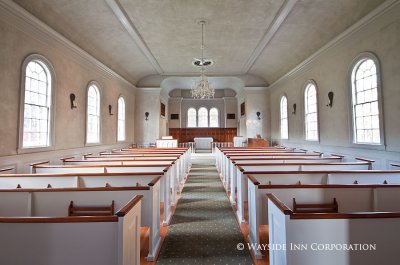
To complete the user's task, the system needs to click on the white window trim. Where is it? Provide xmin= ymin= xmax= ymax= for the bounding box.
xmin=348 ymin=52 xmax=385 ymax=150
xmin=280 ymin=95 xmax=289 ymax=140
xmin=117 ymin=95 xmax=127 ymax=143
xmin=303 ymin=80 xmax=320 ymax=142
xmin=85 ymin=81 xmax=102 ymax=146
xmin=18 ymin=54 xmax=56 ymax=154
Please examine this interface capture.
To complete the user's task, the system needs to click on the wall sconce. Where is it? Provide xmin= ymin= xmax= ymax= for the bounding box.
xmin=256 ymin=111 xmax=261 ymax=120
xmin=326 ymin=91 xmax=334 ymax=108
xmin=292 ymin=103 xmax=297 ymax=114
xmin=145 ymin=112 xmax=149 ymax=121
xmin=108 ymin=105 xmax=114 ymax=116
xmin=69 ymin=93 xmax=77 ymax=109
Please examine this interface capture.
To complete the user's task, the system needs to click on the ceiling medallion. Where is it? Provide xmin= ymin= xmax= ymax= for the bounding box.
xmin=191 ymin=20 xmax=215 ymax=99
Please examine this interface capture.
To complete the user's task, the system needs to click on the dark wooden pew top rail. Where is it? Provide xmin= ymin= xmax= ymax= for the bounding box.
xmin=236 ymin=161 xmax=371 ymax=172
xmin=267 ymin=194 xmax=400 ymax=220
xmin=1 ymin=172 xmax=164 ymax=178
xmin=243 ymin=169 xmax=400 ymax=175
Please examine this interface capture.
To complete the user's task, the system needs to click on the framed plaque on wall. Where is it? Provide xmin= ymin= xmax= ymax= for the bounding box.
xmin=240 ymin=102 xmax=245 ymax=116
xmin=160 ymin=102 xmax=166 ymax=117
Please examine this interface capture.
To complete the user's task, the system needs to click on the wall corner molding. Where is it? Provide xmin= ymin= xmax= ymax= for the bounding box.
xmin=241 ymin=0 xmax=297 ymax=73
xmin=105 ymin=0 xmax=164 ymax=74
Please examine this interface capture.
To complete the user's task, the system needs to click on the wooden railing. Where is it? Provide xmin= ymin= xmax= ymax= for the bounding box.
xmin=169 ymin=128 xmax=237 ymax=142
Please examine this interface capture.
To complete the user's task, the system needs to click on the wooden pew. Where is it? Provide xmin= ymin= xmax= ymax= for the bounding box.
xmin=246 ymin=172 xmax=400 ymax=259
xmin=30 ymin=164 xmax=174 ymax=226
xmin=0 ymin=195 xmax=143 ymax=265
xmin=267 ymin=192 xmax=400 ymax=265
xmin=224 ymin=156 xmax=343 ymax=193
xmin=65 ymin=157 xmax=186 ymax=194
xmin=233 ymin=162 xmax=371 ymax=222
xmin=0 ymin=167 xmax=15 ymax=174
xmin=219 ymin=152 xmax=321 ymax=177
xmin=0 ymin=178 xmax=162 ymax=261
xmin=94 ymin=149 xmax=191 ymax=180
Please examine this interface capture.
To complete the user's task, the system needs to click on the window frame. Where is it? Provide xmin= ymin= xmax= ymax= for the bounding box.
xmin=303 ymin=80 xmax=320 ymax=142
xmin=85 ymin=81 xmax=102 ymax=145
xmin=18 ymin=54 xmax=56 ymax=154
xmin=348 ymin=52 xmax=385 ymax=149
xmin=280 ymin=95 xmax=289 ymax=140
xmin=117 ymin=95 xmax=126 ymax=142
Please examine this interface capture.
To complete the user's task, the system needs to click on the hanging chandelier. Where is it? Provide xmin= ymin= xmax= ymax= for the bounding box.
xmin=191 ymin=20 xmax=215 ymax=99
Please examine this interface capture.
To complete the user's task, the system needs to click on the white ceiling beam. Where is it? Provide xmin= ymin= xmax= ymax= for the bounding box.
xmin=105 ymin=0 xmax=164 ymax=74
xmin=241 ymin=0 xmax=297 ymax=73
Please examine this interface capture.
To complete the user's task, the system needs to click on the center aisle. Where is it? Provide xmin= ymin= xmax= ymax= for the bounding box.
xmin=156 ymin=154 xmax=252 ymax=265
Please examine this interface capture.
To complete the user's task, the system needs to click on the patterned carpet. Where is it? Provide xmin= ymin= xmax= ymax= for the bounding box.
xmin=156 ymin=155 xmax=253 ymax=265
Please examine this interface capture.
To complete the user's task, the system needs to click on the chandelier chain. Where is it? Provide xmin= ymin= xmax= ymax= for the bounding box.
xmin=191 ymin=20 xmax=214 ymax=99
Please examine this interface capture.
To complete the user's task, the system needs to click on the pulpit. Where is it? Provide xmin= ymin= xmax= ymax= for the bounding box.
xmin=194 ymin=137 xmax=213 ymax=151
xmin=247 ymin=138 xmax=269 ymax=148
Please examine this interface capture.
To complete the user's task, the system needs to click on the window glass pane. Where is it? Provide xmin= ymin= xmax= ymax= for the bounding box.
xmin=22 ymin=60 xmax=52 ymax=148
xmin=305 ymin=84 xmax=319 ymax=141
xmin=280 ymin=96 xmax=288 ymax=139
xmin=187 ymin=108 xmax=197 ymax=127
xmin=209 ymin=108 xmax=219 ymax=127
xmin=86 ymin=85 xmax=100 ymax=143
xmin=352 ymin=58 xmax=381 ymax=144
xmin=117 ymin=97 xmax=126 ymax=141
xmin=198 ymin=107 xmax=208 ymax=127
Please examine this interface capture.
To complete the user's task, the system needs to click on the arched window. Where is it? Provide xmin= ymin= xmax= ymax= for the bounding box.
xmin=117 ymin=96 xmax=126 ymax=142
xmin=187 ymin=108 xmax=197 ymax=127
xmin=209 ymin=108 xmax=219 ymax=127
xmin=304 ymin=82 xmax=319 ymax=141
xmin=198 ymin=107 xmax=208 ymax=127
xmin=86 ymin=83 xmax=101 ymax=144
xmin=351 ymin=55 xmax=381 ymax=144
xmin=21 ymin=56 xmax=54 ymax=148
xmin=280 ymin=96 xmax=288 ymax=139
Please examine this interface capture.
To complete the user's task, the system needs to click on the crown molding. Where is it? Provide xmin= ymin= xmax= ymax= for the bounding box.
xmin=268 ymin=0 xmax=400 ymax=90
xmin=161 ymin=71 xmax=245 ymax=76
xmin=0 ymin=0 xmax=136 ymax=89
xmin=136 ymin=87 xmax=162 ymax=92
xmin=244 ymin=87 xmax=268 ymax=92
xmin=105 ymin=0 xmax=164 ymax=74
xmin=241 ymin=0 xmax=297 ymax=73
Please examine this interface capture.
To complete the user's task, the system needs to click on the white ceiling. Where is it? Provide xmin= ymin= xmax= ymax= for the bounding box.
xmin=12 ymin=0 xmax=386 ymax=88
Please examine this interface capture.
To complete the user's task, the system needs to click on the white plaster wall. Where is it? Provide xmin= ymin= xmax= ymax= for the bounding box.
xmin=245 ymin=88 xmax=270 ymax=139
xmin=0 ymin=12 xmax=135 ymax=173
xmin=269 ymin=3 xmax=400 ymax=168
xmin=134 ymin=89 xmax=161 ymax=144
xmin=168 ymin=97 xmax=182 ymax=128
xmin=224 ymin=97 xmax=238 ymax=128
xmin=169 ymin=97 xmax=237 ymax=128
xmin=236 ymin=88 xmax=271 ymax=141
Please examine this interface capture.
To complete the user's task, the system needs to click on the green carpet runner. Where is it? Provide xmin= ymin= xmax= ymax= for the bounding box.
xmin=156 ymin=156 xmax=253 ymax=265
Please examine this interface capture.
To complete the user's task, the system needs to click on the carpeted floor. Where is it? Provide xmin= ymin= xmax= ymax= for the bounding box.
xmin=156 ymin=156 xmax=253 ymax=265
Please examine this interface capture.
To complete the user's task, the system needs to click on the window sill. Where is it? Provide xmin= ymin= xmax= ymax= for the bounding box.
xmin=350 ymin=143 xmax=386 ymax=151
xmin=85 ymin=142 xmax=102 ymax=147
xmin=17 ymin=146 xmax=55 ymax=154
